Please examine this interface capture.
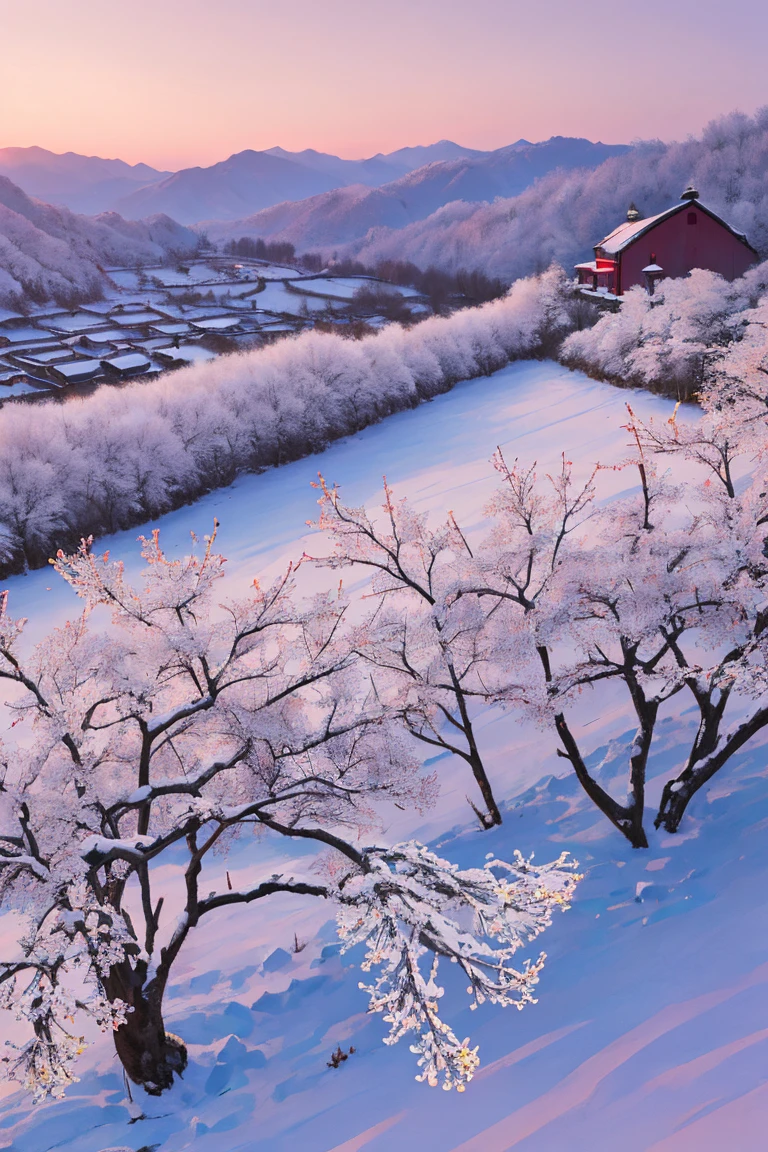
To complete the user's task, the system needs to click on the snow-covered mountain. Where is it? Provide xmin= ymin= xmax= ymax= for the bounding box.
xmin=117 ymin=137 xmax=626 ymax=226
xmin=113 ymin=141 xmax=493 ymax=223
xmin=0 ymin=146 xmax=169 ymax=215
xmin=202 ymin=137 xmax=630 ymax=247
xmin=0 ymin=176 xmax=198 ymax=306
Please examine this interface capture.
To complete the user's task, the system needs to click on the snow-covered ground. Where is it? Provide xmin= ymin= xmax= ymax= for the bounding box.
xmin=291 ymin=277 xmax=422 ymax=300
xmin=251 ymin=282 xmax=340 ymax=315
xmin=2 ymin=361 xmax=767 ymax=1151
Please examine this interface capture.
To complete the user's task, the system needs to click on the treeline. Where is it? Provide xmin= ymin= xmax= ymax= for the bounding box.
xmin=327 ymin=258 xmax=507 ymax=311
xmin=0 ymin=268 xmax=575 ymax=577
xmin=223 ymin=236 xmax=297 ymax=264
xmin=220 ymin=235 xmax=506 ymax=312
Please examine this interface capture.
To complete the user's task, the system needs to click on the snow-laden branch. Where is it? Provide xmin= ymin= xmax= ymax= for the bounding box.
xmin=336 ymin=842 xmax=580 ymax=1091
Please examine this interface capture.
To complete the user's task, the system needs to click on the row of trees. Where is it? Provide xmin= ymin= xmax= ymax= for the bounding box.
xmin=325 ymin=256 xmax=507 ymax=313
xmin=222 ymin=236 xmax=297 ymax=265
xmin=310 ymin=343 xmax=768 ymax=846
xmin=0 ymin=268 xmax=575 ymax=577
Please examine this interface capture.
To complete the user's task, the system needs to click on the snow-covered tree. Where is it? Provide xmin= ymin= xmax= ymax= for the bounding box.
xmin=337 ymin=412 xmax=768 ymax=847
xmin=310 ymin=475 xmax=502 ymax=826
xmin=475 ymin=429 xmax=768 ymax=842
xmin=0 ymin=529 xmax=578 ymax=1102
xmin=561 ymin=262 xmax=768 ymax=398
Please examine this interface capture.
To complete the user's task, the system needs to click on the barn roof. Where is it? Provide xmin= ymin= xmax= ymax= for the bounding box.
xmin=596 ymin=200 xmax=758 ymax=257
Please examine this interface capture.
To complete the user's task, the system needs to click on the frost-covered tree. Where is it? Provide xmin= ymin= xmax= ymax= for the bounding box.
xmin=470 ymin=443 xmax=759 ymax=846
xmin=0 ymin=529 xmax=578 ymax=1102
xmin=561 ymin=262 xmax=768 ymax=398
xmin=310 ymin=475 xmax=502 ymax=826
xmin=338 ymin=412 xmax=768 ymax=847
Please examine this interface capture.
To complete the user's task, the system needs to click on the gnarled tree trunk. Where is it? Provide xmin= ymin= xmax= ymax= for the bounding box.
xmin=104 ymin=959 xmax=187 ymax=1094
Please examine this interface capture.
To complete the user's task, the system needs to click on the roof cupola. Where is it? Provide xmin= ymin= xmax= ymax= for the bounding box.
xmin=680 ymin=185 xmax=700 ymax=202
xmin=626 ymin=202 xmax=640 ymax=222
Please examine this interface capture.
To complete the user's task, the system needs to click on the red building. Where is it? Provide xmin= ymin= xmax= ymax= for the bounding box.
xmin=576 ymin=187 xmax=758 ymax=297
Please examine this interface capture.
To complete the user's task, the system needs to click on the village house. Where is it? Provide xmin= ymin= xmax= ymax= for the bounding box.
xmin=576 ymin=187 xmax=758 ymax=297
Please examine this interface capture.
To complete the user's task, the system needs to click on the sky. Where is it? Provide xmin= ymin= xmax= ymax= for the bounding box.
xmin=2 ymin=0 xmax=767 ymax=170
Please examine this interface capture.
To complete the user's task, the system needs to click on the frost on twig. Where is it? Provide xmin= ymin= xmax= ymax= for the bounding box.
xmin=336 ymin=841 xmax=580 ymax=1091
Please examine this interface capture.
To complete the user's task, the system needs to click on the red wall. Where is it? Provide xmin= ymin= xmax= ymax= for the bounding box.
xmin=618 ymin=208 xmax=755 ymax=294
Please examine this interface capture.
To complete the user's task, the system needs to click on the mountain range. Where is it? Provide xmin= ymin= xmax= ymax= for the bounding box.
xmin=111 ymin=141 xmax=501 ymax=223
xmin=0 ymin=138 xmax=628 ymax=227
xmin=200 ymin=137 xmax=630 ymax=248
xmin=0 ymin=148 xmax=170 ymax=216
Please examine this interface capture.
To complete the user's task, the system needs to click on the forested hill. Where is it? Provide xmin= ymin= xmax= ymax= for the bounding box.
xmin=0 ymin=176 xmax=197 ymax=307
xmin=201 ymin=112 xmax=768 ymax=284
xmin=344 ymin=111 xmax=768 ymax=280
xmin=201 ymin=137 xmax=628 ymax=247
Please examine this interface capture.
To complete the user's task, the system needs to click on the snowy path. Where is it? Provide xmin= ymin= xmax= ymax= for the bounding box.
xmin=3 ymin=362 xmax=767 ymax=1151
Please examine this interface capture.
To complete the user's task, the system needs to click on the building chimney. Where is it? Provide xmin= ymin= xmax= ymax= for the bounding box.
xmin=680 ymin=185 xmax=700 ymax=202
xmin=627 ymin=202 xmax=640 ymax=222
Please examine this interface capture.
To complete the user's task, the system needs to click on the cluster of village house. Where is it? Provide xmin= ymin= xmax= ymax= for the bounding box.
xmin=0 ymin=300 xmax=228 ymax=392
xmin=0 ymin=259 xmax=426 ymax=403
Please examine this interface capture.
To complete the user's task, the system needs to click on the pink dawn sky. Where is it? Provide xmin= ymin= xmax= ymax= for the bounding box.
xmin=3 ymin=0 xmax=768 ymax=170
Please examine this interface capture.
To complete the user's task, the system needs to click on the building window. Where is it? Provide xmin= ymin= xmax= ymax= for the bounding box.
xmin=687 ymin=212 xmax=697 ymax=225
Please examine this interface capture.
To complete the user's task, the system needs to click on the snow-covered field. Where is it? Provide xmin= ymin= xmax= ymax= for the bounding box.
xmin=2 ymin=361 xmax=767 ymax=1151
xmin=291 ymin=277 xmax=422 ymax=300
xmin=251 ymin=282 xmax=340 ymax=315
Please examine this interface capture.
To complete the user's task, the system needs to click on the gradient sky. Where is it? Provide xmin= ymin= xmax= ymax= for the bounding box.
xmin=3 ymin=0 xmax=767 ymax=170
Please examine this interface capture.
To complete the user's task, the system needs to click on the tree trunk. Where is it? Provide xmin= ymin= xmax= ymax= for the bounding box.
xmin=104 ymin=961 xmax=187 ymax=1094
xmin=467 ymin=747 xmax=503 ymax=827
xmin=555 ymin=712 xmax=648 ymax=848
xmin=655 ymin=778 xmax=693 ymax=834
xmin=656 ymin=706 xmax=768 ymax=835
xmin=444 ymin=660 xmax=502 ymax=828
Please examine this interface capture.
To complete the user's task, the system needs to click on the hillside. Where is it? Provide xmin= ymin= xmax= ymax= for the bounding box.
xmin=344 ymin=111 xmax=768 ymax=278
xmin=3 ymin=362 xmax=767 ymax=1152
xmin=0 ymin=146 xmax=169 ymax=214
xmin=202 ymin=137 xmax=629 ymax=246
xmin=0 ymin=176 xmax=198 ymax=306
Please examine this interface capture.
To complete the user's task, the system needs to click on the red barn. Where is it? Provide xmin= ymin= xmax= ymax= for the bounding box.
xmin=576 ymin=187 xmax=758 ymax=297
